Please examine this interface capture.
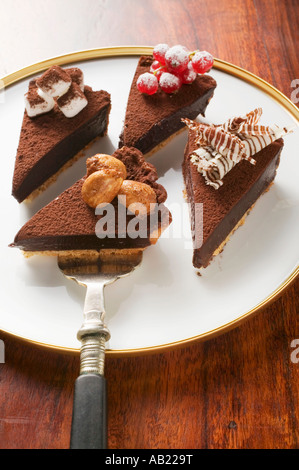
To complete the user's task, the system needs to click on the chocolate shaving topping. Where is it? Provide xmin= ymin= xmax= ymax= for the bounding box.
xmin=183 ymin=108 xmax=293 ymax=189
xmin=222 ymin=108 xmax=262 ymax=132
xmin=194 ymin=124 xmax=247 ymax=162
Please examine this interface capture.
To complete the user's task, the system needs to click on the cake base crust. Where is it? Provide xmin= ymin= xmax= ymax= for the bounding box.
xmin=22 ymin=248 xmax=145 ymax=260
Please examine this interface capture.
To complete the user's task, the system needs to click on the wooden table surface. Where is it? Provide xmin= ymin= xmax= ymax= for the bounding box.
xmin=0 ymin=0 xmax=298 ymax=449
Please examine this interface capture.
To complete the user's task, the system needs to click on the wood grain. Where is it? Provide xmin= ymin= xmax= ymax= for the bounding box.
xmin=0 ymin=0 xmax=298 ymax=449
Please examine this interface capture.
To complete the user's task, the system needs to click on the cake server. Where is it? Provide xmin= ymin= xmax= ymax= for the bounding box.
xmin=58 ymin=250 xmax=143 ymax=449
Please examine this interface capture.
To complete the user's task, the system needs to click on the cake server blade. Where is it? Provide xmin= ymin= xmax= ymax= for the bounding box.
xmin=57 ymin=250 xmax=143 ymax=449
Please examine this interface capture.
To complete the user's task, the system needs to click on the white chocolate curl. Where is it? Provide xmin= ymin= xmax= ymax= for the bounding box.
xmin=183 ymin=109 xmax=293 ymax=189
xmin=192 ymin=124 xmax=248 ymax=163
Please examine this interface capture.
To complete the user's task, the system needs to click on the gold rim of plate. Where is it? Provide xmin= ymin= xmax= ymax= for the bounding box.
xmin=1 ymin=46 xmax=298 ymax=357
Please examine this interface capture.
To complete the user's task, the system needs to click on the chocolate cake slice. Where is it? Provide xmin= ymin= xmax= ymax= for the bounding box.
xmin=119 ymin=56 xmax=217 ymax=155
xmin=11 ymin=147 xmax=171 ymax=253
xmin=182 ymin=109 xmax=292 ymax=268
xmin=12 ymin=69 xmax=111 ymax=203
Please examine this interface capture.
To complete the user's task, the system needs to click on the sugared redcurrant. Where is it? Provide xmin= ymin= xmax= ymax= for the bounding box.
xmin=159 ymin=72 xmax=182 ymax=94
xmin=191 ymin=51 xmax=214 ymax=74
xmin=153 ymin=43 xmax=169 ymax=65
xmin=181 ymin=62 xmax=197 ymax=84
xmin=150 ymin=60 xmax=161 ymax=72
xmin=150 ymin=61 xmax=166 ymax=80
xmin=137 ymin=73 xmax=159 ymax=95
xmin=165 ymin=45 xmax=189 ymax=74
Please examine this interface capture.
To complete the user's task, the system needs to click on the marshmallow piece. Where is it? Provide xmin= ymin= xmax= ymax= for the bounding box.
xmin=36 ymin=65 xmax=72 ymax=98
xmin=57 ymin=82 xmax=88 ymax=118
xmin=64 ymin=67 xmax=85 ymax=92
xmin=24 ymin=82 xmax=55 ymax=117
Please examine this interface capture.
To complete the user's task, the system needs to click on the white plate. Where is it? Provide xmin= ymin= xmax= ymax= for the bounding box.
xmin=0 ymin=48 xmax=298 ymax=354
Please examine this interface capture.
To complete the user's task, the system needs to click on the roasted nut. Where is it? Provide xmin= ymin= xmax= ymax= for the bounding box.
xmin=118 ymin=180 xmax=157 ymax=216
xmin=81 ymin=169 xmax=124 ymax=208
xmin=86 ymin=154 xmax=127 ymax=179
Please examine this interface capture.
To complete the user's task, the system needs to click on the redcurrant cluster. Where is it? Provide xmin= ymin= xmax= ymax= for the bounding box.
xmin=137 ymin=44 xmax=214 ymax=95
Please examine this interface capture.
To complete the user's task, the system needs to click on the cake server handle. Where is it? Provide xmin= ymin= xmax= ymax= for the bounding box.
xmin=70 ymin=282 xmax=111 ymax=449
xmin=70 ymin=369 xmax=107 ymax=449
